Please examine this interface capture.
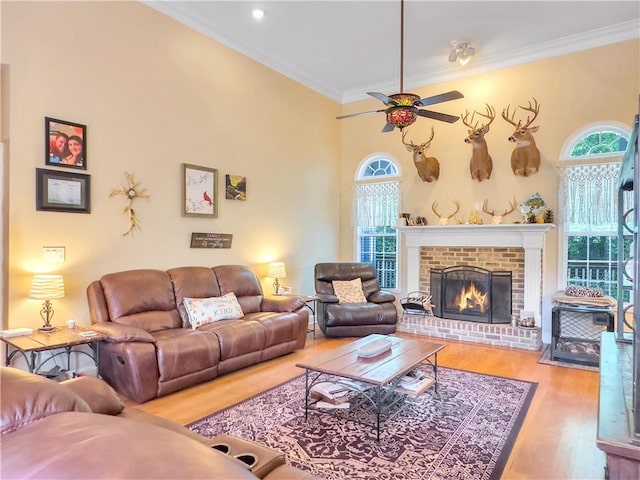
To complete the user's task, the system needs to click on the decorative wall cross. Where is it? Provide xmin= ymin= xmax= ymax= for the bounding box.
xmin=110 ymin=172 xmax=150 ymax=236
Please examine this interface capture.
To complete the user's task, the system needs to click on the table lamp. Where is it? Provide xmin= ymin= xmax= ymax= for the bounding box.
xmin=267 ymin=262 xmax=286 ymax=295
xmin=28 ymin=274 xmax=65 ymax=331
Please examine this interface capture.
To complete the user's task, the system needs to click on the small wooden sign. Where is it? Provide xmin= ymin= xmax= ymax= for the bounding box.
xmin=190 ymin=232 xmax=233 ymax=249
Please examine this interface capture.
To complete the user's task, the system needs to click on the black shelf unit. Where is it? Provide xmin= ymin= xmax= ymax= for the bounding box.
xmin=551 ymin=304 xmax=614 ymax=366
xmin=617 ymin=106 xmax=639 ymax=444
xmin=597 ymin=99 xmax=640 ymax=480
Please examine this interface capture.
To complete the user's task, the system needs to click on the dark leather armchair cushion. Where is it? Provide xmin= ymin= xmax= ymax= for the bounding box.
xmin=325 ymin=302 xmax=398 ymax=327
xmin=314 ymin=263 xmax=398 ymax=337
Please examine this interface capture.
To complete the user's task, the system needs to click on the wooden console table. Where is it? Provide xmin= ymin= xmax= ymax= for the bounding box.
xmin=597 ymin=332 xmax=640 ymax=479
xmin=2 ymin=326 xmax=104 ymax=375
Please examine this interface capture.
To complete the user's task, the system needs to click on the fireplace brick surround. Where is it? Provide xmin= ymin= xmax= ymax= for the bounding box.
xmin=398 ymin=224 xmax=554 ymax=350
xmin=420 ymin=246 xmax=525 ymax=321
xmin=398 ymin=315 xmax=543 ymax=350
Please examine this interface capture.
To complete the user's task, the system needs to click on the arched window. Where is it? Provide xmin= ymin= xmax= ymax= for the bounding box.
xmin=558 ymin=123 xmax=631 ymax=299
xmin=353 ymin=154 xmax=401 ymax=290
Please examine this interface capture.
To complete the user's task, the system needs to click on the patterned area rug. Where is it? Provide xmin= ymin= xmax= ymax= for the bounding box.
xmin=537 ymin=344 xmax=599 ymax=372
xmin=189 ymin=368 xmax=537 ymax=480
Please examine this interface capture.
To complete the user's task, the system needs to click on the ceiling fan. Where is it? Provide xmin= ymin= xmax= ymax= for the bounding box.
xmin=337 ymin=0 xmax=464 ymax=133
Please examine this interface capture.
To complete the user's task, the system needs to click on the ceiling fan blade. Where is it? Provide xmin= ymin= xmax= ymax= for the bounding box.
xmin=368 ymin=92 xmax=398 ymax=106
xmin=417 ymin=109 xmax=460 ymax=123
xmin=381 ymin=122 xmax=396 ymax=133
xmin=416 ymin=90 xmax=464 ymax=107
xmin=336 ymin=109 xmax=386 ymax=120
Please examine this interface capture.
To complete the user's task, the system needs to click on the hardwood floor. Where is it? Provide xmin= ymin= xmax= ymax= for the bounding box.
xmin=126 ymin=332 xmax=605 ymax=479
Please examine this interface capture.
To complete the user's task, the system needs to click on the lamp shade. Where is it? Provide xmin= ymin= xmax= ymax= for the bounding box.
xmin=28 ymin=274 xmax=65 ymax=300
xmin=267 ymin=262 xmax=286 ymax=279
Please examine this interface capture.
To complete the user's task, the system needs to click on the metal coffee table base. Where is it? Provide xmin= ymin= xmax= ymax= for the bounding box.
xmin=302 ymin=355 xmax=439 ymax=441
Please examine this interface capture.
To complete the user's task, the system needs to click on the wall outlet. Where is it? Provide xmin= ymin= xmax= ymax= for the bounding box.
xmin=43 ymin=246 xmax=65 ymax=262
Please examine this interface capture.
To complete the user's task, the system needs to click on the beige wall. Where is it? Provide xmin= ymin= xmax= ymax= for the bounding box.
xmin=338 ymin=39 xmax=639 ymax=338
xmin=2 ymin=1 xmax=638 ymax=338
xmin=1 ymin=1 xmax=341 ymax=329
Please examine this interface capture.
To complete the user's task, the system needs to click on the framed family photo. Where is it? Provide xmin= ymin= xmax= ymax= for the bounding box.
xmin=182 ymin=163 xmax=218 ymax=217
xmin=36 ymin=168 xmax=91 ymax=213
xmin=45 ymin=117 xmax=87 ymax=170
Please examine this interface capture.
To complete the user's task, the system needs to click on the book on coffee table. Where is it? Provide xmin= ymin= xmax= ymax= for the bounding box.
xmin=396 ymin=369 xmax=435 ymax=397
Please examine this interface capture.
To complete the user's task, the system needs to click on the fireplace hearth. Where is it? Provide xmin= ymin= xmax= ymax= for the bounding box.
xmin=431 ymin=266 xmax=512 ymax=324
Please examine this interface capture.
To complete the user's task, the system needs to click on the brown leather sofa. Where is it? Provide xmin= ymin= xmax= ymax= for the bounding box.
xmin=87 ymin=265 xmax=309 ymax=403
xmin=314 ymin=262 xmax=398 ymax=337
xmin=0 ymin=367 xmax=321 ymax=479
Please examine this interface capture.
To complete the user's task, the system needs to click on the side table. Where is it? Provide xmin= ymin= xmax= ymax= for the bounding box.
xmin=282 ymin=295 xmax=318 ymax=339
xmin=2 ymin=326 xmax=104 ymax=375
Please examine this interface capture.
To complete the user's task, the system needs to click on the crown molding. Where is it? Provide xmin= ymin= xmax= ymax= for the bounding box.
xmin=142 ymin=1 xmax=343 ymax=101
xmin=341 ymin=19 xmax=640 ymax=104
xmin=143 ymin=1 xmax=638 ymax=106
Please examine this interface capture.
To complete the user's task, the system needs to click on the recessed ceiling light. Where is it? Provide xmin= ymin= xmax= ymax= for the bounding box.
xmin=252 ymin=9 xmax=264 ymax=20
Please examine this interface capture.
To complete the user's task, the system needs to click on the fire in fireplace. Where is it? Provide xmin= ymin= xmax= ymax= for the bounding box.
xmin=430 ymin=266 xmax=512 ymax=324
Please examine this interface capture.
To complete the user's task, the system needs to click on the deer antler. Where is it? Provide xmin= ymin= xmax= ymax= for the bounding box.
xmin=482 ymin=196 xmax=518 ymax=224
xmin=519 ymin=97 xmax=540 ymax=128
xmin=501 ymin=104 xmax=520 ymax=128
xmin=475 ymin=104 xmax=495 ymax=128
xmin=432 ymin=200 xmax=460 ymax=225
xmin=402 ymin=127 xmax=435 ymax=148
xmin=461 ymin=110 xmax=477 ymax=130
xmin=502 ymin=98 xmax=540 ymax=129
xmin=462 ymin=105 xmax=494 ymax=131
xmin=401 ymin=129 xmax=414 ymax=147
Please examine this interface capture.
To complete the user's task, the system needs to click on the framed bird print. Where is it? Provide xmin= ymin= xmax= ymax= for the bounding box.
xmin=182 ymin=163 xmax=218 ymax=218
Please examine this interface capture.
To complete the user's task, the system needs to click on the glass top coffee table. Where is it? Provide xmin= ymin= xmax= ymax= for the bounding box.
xmin=296 ymin=334 xmax=444 ymax=441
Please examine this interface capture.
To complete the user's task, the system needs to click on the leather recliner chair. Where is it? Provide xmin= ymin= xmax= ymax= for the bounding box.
xmin=314 ymin=263 xmax=398 ymax=337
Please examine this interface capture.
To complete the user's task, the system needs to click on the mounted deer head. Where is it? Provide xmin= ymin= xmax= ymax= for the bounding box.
xmin=482 ymin=196 xmax=518 ymax=224
xmin=402 ymin=127 xmax=439 ymax=182
xmin=432 ymin=200 xmax=460 ymax=225
xmin=501 ymin=98 xmax=541 ymax=177
xmin=461 ymin=104 xmax=495 ymax=182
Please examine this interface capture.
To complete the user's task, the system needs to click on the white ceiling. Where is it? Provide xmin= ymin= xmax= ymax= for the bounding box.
xmin=144 ymin=1 xmax=640 ymax=104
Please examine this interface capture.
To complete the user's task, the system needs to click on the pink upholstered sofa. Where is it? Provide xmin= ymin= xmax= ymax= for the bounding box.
xmin=87 ymin=265 xmax=309 ymax=403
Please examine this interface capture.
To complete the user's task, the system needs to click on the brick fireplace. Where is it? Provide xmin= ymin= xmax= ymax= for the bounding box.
xmin=397 ymin=224 xmax=554 ymax=350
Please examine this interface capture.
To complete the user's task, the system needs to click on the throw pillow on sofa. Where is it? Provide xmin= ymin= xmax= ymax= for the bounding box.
xmin=183 ymin=292 xmax=244 ymax=329
xmin=332 ymin=278 xmax=367 ymax=304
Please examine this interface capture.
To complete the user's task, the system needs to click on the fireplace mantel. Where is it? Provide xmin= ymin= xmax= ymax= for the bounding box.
xmin=399 ymin=223 xmax=555 ymax=326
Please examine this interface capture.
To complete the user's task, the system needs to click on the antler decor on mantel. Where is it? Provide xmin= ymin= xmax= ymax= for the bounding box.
xmin=431 ymin=200 xmax=460 ymax=225
xmin=110 ymin=172 xmax=150 ymax=236
xmin=482 ymin=196 xmax=518 ymax=224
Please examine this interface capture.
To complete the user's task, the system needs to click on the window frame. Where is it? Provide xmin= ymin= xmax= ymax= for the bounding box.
xmin=557 ymin=122 xmax=631 ymax=295
xmin=353 ymin=153 xmax=402 ymax=292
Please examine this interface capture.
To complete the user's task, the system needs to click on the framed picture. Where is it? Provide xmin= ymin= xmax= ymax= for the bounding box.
xmin=182 ymin=163 xmax=218 ymax=217
xmin=45 ymin=117 xmax=87 ymax=170
xmin=225 ymin=174 xmax=247 ymax=201
xmin=36 ymin=168 xmax=91 ymax=213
